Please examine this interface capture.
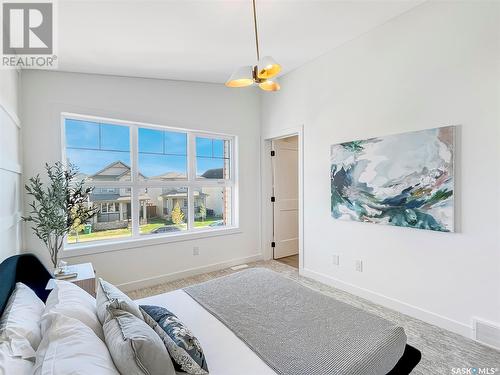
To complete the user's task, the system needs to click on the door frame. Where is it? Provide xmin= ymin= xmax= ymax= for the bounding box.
xmin=261 ymin=125 xmax=304 ymax=270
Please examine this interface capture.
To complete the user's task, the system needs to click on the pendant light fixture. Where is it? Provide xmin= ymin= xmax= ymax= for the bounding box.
xmin=225 ymin=0 xmax=281 ymax=91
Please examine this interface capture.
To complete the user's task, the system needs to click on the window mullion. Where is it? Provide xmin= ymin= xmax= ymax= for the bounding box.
xmin=187 ymin=133 xmax=196 ymax=230
xmin=187 ymin=187 xmax=194 ymax=231
xmin=188 ymin=132 xmax=196 ymax=182
xmin=130 ymin=126 xmax=140 ymax=237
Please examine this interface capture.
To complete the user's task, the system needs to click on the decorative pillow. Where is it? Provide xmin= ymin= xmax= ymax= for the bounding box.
xmin=141 ymin=305 xmax=209 ymax=375
xmin=0 ymin=341 xmax=34 ymax=375
xmin=33 ymin=313 xmax=119 ymax=375
xmin=96 ymin=278 xmax=142 ymax=325
xmin=0 ymin=282 xmax=45 ymax=356
xmin=42 ymin=280 xmax=103 ymax=341
xmin=103 ymin=304 xmax=175 ymax=375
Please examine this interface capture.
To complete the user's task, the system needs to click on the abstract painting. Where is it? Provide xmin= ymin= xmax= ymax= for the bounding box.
xmin=330 ymin=126 xmax=455 ymax=232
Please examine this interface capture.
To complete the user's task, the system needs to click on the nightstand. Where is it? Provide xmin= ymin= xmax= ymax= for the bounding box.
xmin=66 ymin=263 xmax=96 ymax=297
xmin=47 ymin=262 xmax=96 ymax=297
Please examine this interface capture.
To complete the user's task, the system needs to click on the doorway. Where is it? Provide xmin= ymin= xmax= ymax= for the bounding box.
xmin=271 ymin=135 xmax=299 ymax=268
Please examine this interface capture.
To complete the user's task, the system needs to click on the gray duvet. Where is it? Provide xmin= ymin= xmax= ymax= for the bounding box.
xmin=184 ymin=268 xmax=406 ymax=375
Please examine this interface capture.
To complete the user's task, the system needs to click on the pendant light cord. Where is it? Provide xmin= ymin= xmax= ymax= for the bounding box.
xmin=252 ymin=0 xmax=260 ymax=61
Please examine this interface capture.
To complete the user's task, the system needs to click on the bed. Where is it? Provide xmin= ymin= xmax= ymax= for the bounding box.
xmin=0 ymin=254 xmax=421 ymax=374
xmin=138 ymin=268 xmax=421 ymax=375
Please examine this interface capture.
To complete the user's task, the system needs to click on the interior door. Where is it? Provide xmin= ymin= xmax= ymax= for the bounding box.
xmin=272 ymin=136 xmax=299 ymax=259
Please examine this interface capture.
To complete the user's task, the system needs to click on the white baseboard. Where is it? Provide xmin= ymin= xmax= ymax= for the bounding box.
xmin=118 ymin=254 xmax=264 ymax=292
xmin=300 ymin=267 xmax=472 ymax=338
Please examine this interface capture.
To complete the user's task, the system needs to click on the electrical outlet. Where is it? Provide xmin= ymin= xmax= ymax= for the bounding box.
xmin=193 ymin=246 xmax=200 ymax=256
xmin=355 ymin=260 xmax=363 ymax=272
xmin=332 ymin=254 xmax=340 ymax=266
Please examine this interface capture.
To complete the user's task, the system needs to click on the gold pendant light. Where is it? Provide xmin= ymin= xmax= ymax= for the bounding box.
xmin=225 ymin=0 xmax=281 ymax=91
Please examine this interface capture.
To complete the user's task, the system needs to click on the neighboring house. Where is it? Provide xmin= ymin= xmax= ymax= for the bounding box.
xmin=88 ymin=162 xmax=150 ymax=230
xmin=150 ymin=168 xmax=225 ymax=220
xmin=157 ymin=189 xmax=209 ymax=220
xmin=87 ymin=162 xmax=224 ymax=230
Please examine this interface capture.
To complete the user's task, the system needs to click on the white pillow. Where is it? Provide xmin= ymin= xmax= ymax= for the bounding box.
xmin=0 ymin=282 xmax=45 ymax=356
xmin=33 ymin=313 xmax=119 ymax=375
xmin=42 ymin=280 xmax=103 ymax=341
xmin=96 ymin=278 xmax=142 ymax=325
xmin=0 ymin=341 xmax=34 ymax=375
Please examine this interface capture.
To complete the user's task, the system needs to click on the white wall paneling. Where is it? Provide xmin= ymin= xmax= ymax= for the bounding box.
xmin=0 ymin=69 xmax=22 ymax=261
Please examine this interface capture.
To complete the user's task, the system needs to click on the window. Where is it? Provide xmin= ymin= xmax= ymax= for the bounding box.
xmin=63 ymin=114 xmax=236 ymax=246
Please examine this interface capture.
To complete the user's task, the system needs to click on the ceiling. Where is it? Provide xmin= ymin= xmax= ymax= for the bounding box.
xmin=57 ymin=0 xmax=424 ymax=84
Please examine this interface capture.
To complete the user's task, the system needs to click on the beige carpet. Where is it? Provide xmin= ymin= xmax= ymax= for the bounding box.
xmin=127 ymin=260 xmax=500 ymax=374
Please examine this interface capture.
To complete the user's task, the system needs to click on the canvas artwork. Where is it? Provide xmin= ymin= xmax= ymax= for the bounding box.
xmin=330 ymin=126 xmax=455 ymax=232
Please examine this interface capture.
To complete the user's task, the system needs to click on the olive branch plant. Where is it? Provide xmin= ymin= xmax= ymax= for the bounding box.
xmin=23 ymin=162 xmax=99 ymax=269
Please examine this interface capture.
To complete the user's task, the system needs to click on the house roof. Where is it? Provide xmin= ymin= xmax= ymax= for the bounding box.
xmin=88 ymin=161 xmax=146 ymax=180
xmin=150 ymin=171 xmax=187 ymax=180
xmin=89 ymin=161 xmax=129 ymax=179
xmin=201 ymin=168 xmax=223 ymax=179
xmin=161 ymin=189 xmax=207 ymax=198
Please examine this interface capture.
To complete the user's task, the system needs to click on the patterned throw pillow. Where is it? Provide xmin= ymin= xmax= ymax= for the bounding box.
xmin=140 ymin=305 xmax=209 ymax=375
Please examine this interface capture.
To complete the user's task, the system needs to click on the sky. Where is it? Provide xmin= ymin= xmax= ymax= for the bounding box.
xmin=65 ymin=119 xmax=228 ymax=178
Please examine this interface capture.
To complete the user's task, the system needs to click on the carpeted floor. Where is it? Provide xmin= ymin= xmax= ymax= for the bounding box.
xmin=127 ymin=260 xmax=500 ymax=375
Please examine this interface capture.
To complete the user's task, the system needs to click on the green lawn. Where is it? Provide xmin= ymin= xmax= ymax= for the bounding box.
xmin=67 ymin=227 xmax=132 ymax=243
xmin=67 ymin=216 xmax=222 ymax=243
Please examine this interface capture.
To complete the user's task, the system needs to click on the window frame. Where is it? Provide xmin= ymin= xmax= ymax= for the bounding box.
xmin=61 ymin=112 xmax=239 ymax=255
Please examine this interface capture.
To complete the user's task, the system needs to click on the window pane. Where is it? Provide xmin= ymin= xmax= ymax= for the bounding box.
xmin=101 ymin=124 xmax=130 ymax=151
xmin=196 ymin=137 xmax=230 ymax=179
xmin=67 ymin=186 xmax=132 ymax=244
xmin=194 ymin=187 xmax=231 ymax=229
xmin=139 ymin=128 xmax=163 ymax=153
xmin=138 ymin=187 xmax=188 ymax=235
xmin=65 ymin=119 xmax=99 ymax=149
xmin=65 ymin=119 xmax=131 ymax=181
xmin=196 ymin=137 xmax=212 ymax=157
xmin=164 ymin=132 xmax=187 ymax=155
xmin=139 ymin=128 xmax=187 ymax=180
xmin=212 ymin=139 xmax=225 ymax=158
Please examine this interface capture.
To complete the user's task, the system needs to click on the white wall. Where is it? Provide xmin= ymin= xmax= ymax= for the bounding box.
xmin=261 ymin=1 xmax=500 ymax=337
xmin=0 ymin=69 xmax=22 ymax=261
xmin=21 ymin=71 xmax=261 ymax=287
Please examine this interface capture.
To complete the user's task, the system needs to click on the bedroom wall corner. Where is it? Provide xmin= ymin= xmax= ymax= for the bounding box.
xmin=0 ymin=69 xmax=22 ymax=262
xmin=260 ymin=1 xmax=500 ymax=339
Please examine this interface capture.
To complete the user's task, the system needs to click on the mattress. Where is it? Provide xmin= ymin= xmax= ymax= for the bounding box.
xmin=136 ymin=289 xmax=277 ymax=375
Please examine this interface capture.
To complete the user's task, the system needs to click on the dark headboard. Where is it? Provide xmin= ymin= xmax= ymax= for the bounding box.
xmin=0 ymin=253 xmax=53 ymax=315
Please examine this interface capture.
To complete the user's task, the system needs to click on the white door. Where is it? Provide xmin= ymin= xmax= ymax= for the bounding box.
xmin=272 ymin=136 xmax=299 ymax=259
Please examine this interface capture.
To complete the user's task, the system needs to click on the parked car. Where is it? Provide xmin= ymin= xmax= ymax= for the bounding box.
xmin=150 ymin=225 xmax=181 ymax=234
xmin=209 ymin=220 xmax=224 ymax=227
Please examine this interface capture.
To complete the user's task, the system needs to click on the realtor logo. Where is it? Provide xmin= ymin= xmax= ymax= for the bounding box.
xmin=2 ymin=2 xmax=57 ymax=68
xmin=3 ymin=3 xmax=53 ymax=54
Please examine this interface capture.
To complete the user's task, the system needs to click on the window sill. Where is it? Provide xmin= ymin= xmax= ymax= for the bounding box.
xmin=62 ymin=227 xmax=242 ymax=258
